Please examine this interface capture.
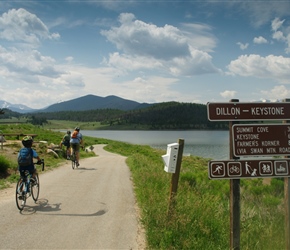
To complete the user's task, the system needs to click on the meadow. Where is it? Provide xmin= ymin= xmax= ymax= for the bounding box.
xmin=105 ymin=142 xmax=285 ymax=249
xmin=0 ymin=124 xmax=286 ymax=249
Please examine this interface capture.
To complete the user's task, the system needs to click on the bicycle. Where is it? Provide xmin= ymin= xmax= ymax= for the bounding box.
xmin=71 ymin=149 xmax=77 ymax=169
xmin=71 ymin=144 xmax=83 ymax=169
xmin=15 ymin=159 xmax=44 ymax=211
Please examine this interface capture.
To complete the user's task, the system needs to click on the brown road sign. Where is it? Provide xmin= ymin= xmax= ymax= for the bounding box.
xmin=209 ymin=159 xmax=290 ymax=179
xmin=232 ymin=124 xmax=290 ymax=156
xmin=207 ymin=102 xmax=290 ymax=121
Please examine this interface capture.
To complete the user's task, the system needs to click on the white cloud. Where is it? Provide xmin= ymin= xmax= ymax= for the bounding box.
xmin=52 ymin=71 xmax=85 ymax=88
xmin=101 ymin=13 xmax=220 ymax=76
xmin=101 ymin=13 xmax=191 ymax=60
xmin=75 ymin=66 xmax=189 ymax=104
xmin=0 ymin=46 xmax=62 ymax=78
xmin=122 ymin=76 xmax=180 ymax=103
xmin=261 ymin=85 xmax=290 ymax=101
xmin=272 ymin=30 xmax=285 ymax=41
xmin=0 ymin=64 xmax=87 ymax=108
xmin=170 ymin=48 xmax=220 ymax=76
xmin=1 ymin=4 xmax=290 ymax=109
xmin=237 ymin=42 xmax=249 ymax=50
xmin=180 ymin=22 xmax=217 ymax=53
xmin=271 ymin=17 xmax=285 ymax=32
xmin=105 ymin=52 xmax=163 ymax=71
xmin=0 ymin=8 xmax=59 ymax=47
xmin=271 ymin=17 xmax=290 ymax=53
xmin=253 ymin=36 xmax=268 ymax=44
xmin=65 ymin=56 xmax=74 ymax=63
xmin=226 ymin=54 xmax=290 ymax=84
xmin=220 ymin=90 xmax=237 ymax=99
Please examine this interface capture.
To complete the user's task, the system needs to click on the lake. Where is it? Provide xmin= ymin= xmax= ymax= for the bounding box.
xmin=80 ymin=130 xmax=230 ymax=160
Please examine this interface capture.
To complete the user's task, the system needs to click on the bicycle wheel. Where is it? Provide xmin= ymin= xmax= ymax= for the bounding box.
xmin=71 ymin=153 xmax=76 ymax=169
xmin=31 ymin=174 xmax=40 ymax=201
xmin=76 ymin=154 xmax=79 ymax=168
xmin=16 ymin=179 xmax=26 ymax=211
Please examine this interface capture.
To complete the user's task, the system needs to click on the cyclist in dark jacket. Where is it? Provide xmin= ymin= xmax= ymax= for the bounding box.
xmin=60 ymin=131 xmax=71 ymax=160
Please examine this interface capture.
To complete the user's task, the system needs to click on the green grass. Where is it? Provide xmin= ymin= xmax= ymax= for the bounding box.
xmin=0 ymin=124 xmax=286 ymax=249
xmin=0 ymin=155 xmax=11 ymax=174
xmin=43 ymin=119 xmax=152 ymax=130
xmin=0 ymin=124 xmax=100 ymax=189
xmin=104 ymin=142 xmax=285 ymax=250
xmin=43 ymin=120 xmax=107 ymax=130
xmin=0 ymin=117 xmax=26 ymax=123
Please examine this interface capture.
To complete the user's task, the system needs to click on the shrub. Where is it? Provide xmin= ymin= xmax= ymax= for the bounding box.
xmin=0 ymin=155 xmax=10 ymax=174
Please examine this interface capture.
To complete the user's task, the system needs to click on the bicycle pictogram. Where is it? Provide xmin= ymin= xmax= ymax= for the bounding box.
xmin=229 ymin=165 xmax=240 ymax=174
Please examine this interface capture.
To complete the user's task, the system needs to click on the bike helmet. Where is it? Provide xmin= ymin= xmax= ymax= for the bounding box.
xmin=22 ymin=135 xmax=33 ymax=147
xmin=75 ymin=127 xmax=80 ymax=131
xmin=67 ymin=130 xmax=71 ymax=134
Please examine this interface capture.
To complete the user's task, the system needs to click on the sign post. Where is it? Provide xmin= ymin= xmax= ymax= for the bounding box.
xmin=167 ymin=139 xmax=184 ymax=218
xmin=207 ymin=102 xmax=290 ymax=121
xmin=229 ymin=99 xmax=240 ymax=250
xmin=284 ymin=98 xmax=290 ymax=250
xmin=209 ymin=159 xmax=290 ymax=179
xmin=207 ymin=99 xmax=290 ymax=250
xmin=232 ymin=124 xmax=290 ymax=157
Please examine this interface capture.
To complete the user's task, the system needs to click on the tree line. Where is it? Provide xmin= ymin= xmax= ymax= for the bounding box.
xmin=0 ymin=102 xmax=228 ymax=129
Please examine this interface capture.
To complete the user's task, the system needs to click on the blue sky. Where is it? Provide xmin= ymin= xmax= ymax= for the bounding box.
xmin=0 ymin=0 xmax=290 ymax=109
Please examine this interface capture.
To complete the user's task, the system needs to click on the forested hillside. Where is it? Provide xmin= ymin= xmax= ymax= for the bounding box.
xmin=118 ymin=102 xmax=226 ymax=129
xmin=25 ymin=102 xmax=227 ymax=130
xmin=0 ymin=109 xmax=22 ymax=119
xmin=30 ymin=109 xmax=122 ymax=123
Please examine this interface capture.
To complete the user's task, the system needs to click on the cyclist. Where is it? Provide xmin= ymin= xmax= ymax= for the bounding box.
xmin=60 ymin=130 xmax=71 ymax=160
xmin=70 ymin=127 xmax=83 ymax=167
xmin=17 ymin=136 xmax=41 ymax=193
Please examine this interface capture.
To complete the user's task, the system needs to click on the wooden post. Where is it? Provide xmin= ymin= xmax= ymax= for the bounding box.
xmin=168 ymin=138 xmax=184 ymax=217
xmin=285 ymin=178 xmax=290 ymax=250
xmin=283 ymin=98 xmax=290 ymax=250
xmin=0 ymin=108 xmax=5 ymax=149
xmin=229 ymin=99 xmax=240 ymax=250
xmin=0 ymin=131 xmax=3 ymax=150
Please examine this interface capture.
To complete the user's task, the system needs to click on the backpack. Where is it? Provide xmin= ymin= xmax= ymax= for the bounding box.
xmin=63 ymin=134 xmax=70 ymax=146
xmin=71 ymin=131 xmax=78 ymax=139
xmin=18 ymin=148 xmax=33 ymax=167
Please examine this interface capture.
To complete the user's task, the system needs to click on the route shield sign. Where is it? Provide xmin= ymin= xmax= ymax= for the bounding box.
xmin=232 ymin=124 xmax=290 ymax=156
xmin=207 ymin=102 xmax=290 ymax=121
xmin=209 ymin=159 xmax=290 ymax=179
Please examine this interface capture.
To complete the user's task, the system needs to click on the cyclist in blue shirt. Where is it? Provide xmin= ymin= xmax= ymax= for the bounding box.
xmin=18 ymin=136 xmax=41 ymax=193
xmin=70 ymin=127 xmax=83 ymax=166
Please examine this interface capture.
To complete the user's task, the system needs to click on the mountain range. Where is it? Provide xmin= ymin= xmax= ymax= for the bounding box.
xmin=1 ymin=95 xmax=152 ymax=113
xmin=1 ymin=95 xmax=276 ymax=114
xmin=0 ymin=100 xmax=36 ymax=113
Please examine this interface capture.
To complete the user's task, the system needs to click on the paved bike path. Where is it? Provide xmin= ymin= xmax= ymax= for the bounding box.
xmin=0 ymin=145 xmax=146 ymax=249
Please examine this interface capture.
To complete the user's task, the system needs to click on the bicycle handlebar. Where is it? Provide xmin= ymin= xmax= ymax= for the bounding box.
xmin=35 ymin=159 xmax=45 ymax=171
